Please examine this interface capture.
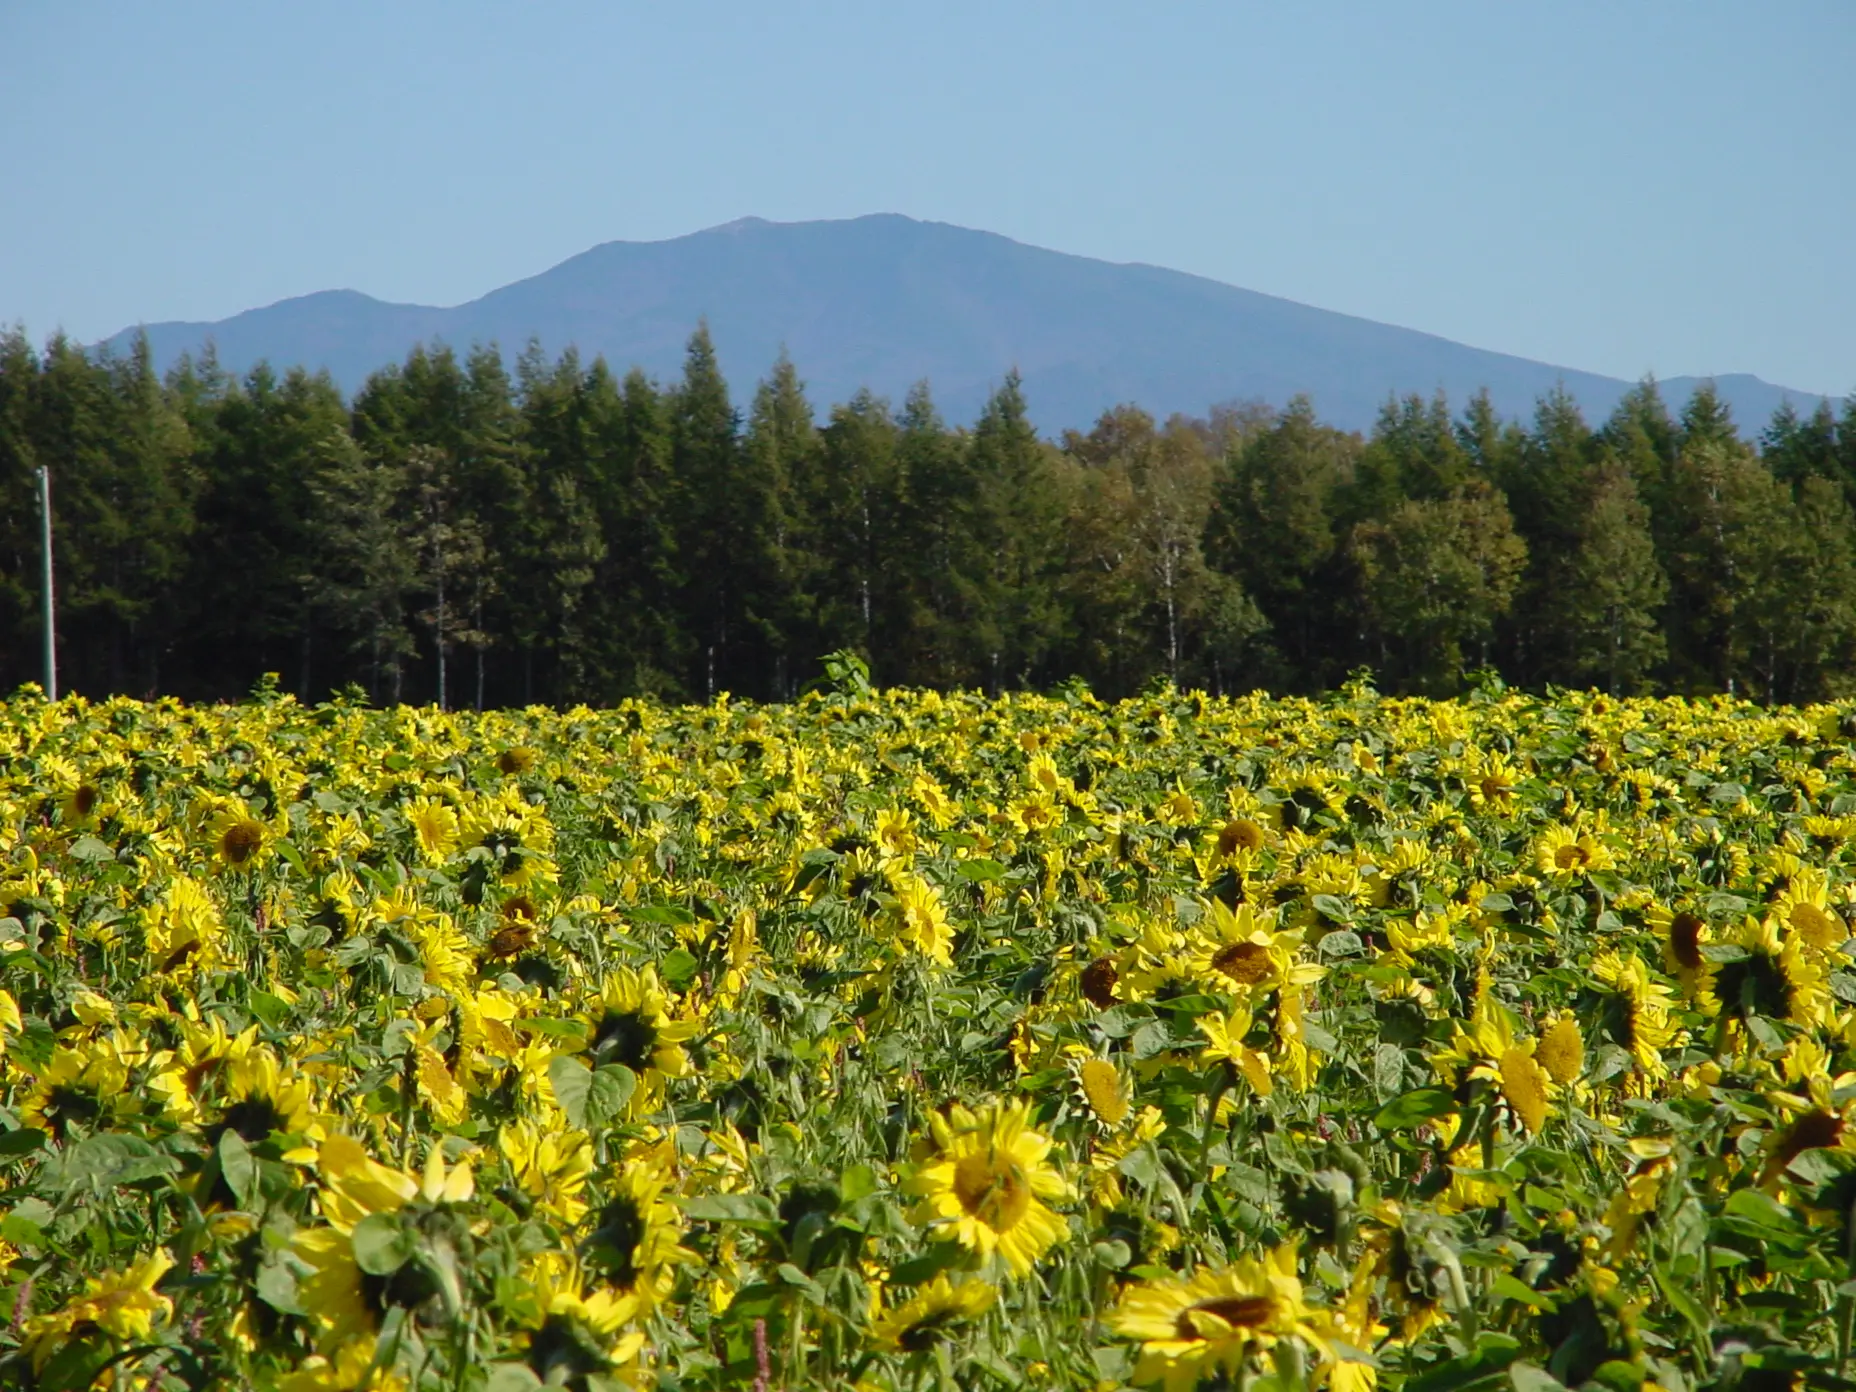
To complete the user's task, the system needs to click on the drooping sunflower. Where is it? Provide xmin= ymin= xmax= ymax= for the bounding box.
xmin=292 ymin=1226 xmax=384 ymax=1350
xmin=1360 ymin=1201 xmax=1447 ymax=1343
xmin=1589 ymin=951 xmax=1685 ymax=1079
xmin=580 ymin=965 xmax=698 ymax=1100
xmin=1075 ymin=1056 xmax=1131 ymax=1126
xmin=1197 ymin=1006 xmax=1273 ymax=1097
xmin=1713 ymin=915 xmax=1829 ymax=1032
xmin=1110 ymin=1244 xmax=1331 ymax=1392
xmin=581 ymin=1162 xmax=692 ymax=1315
xmin=873 ymin=807 xmax=918 ymax=859
xmin=871 ymin=1274 xmax=997 ymax=1353
xmin=1602 ymin=1138 xmax=1677 ymax=1258
xmin=207 ymin=1045 xmax=317 ymax=1145
xmin=1431 ymin=997 xmax=1557 ymax=1134
xmin=274 ymin=1338 xmax=403 ymax=1392
xmin=144 ymin=875 xmax=225 ymax=977
xmin=1535 ymin=1011 xmax=1585 ymax=1087
xmin=905 ymin=1098 xmax=1071 ymax=1277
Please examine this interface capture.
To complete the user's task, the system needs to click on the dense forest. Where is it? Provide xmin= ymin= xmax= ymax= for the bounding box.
xmin=2 ymin=322 xmax=1854 ymax=706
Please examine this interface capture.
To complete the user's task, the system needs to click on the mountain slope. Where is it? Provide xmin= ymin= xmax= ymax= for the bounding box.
xmin=99 ymin=214 xmax=1838 ymax=432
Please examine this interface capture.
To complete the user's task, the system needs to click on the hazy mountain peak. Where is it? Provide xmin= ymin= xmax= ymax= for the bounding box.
xmin=99 ymin=215 xmax=1839 ymax=431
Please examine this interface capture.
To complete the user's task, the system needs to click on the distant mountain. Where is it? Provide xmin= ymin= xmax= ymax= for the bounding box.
xmin=98 ymin=214 xmax=1840 ymax=434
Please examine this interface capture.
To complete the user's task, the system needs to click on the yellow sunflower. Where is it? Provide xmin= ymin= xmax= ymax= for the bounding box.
xmin=22 ymin=1248 xmax=175 ymax=1371
xmin=582 ymin=1161 xmax=694 ymax=1316
xmin=206 ymin=805 xmax=272 ymax=872
xmin=580 ymin=965 xmax=698 ymax=1103
xmin=21 ymin=1041 xmax=129 ymax=1140
xmin=404 ymin=796 xmax=460 ymax=864
xmin=1111 ymin=1243 xmax=1331 ymax=1392
xmin=889 ymin=871 xmax=954 ymax=966
xmin=500 ymin=1120 xmax=595 ymax=1226
xmin=1714 ymin=915 xmax=1829 ymax=1032
xmin=508 ymin=1252 xmax=648 ymax=1388
xmin=1649 ymin=904 xmax=1716 ymax=1001
xmin=1769 ymin=870 xmax=1847 ymax=955
xmin=871 ymin=1274 xmax=997 ymax=1353
xmin=294 ymin=1141 xmax=474 ymax=1350
xmin=1464 ymin=749 xmax=1522 ymax=812
xmin=209 ymin=1045 xmax=317 ymax=1145
xmin=1533 ymin=824 xmax=1613 ymax=879
xmin=1076 ymin=1056 xmax=1131 ymax=1126
xmin=905 ymin=1098 xmax=1071 ymax=1277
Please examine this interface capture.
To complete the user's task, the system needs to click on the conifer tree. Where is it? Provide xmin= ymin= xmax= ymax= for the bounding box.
xmin=0 ymin=328 xmax=39 ymax=690
xmin=1660 ymin=437 xmax=1788 ymax=694
xmin=512 ymin=344 xmax=605 ymax=702
xmin=741 ymin=352 xmax=816 ymax=696
xmin=965 ymin=372 xmax=1069 ymax=690
xmin=183 ymin=361 xmax=348 ymax=696
xmin=888 ymin=381 xmax=975 ymax=686
xmin=582 ymin=365 xmax=685 ymax=698
xmin=669 ymin=323 xmax=744 ymax=696
xmin=809 ymin=389 xmax=899 ymax=678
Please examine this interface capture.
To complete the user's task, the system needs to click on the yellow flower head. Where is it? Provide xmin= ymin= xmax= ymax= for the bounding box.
xmin=404 ymin=796 xmax=460 ymax=863
xmin=889 ymin=871 xmax=955 ymax=967
xmin=1111 ymin=1244 xmax=1329 ymax=1392
xmin=585 ymin=964 xmax=699 ymax=1086
xmin=905 ymin=1099 xmax=1071 ymax=1277
xmin=871 ymin=1274 xmax=996 ymax=1353
xmin=207 ymin=805 xmax=272 ymax=872
xmin=23 ymin=1249 xmax=175 ymax=1371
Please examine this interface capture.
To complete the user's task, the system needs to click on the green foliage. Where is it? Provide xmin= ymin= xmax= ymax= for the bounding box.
xmin=3 ymin=325 xmax=1855 ymax=704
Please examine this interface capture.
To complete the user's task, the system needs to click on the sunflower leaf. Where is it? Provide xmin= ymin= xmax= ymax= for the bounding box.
xmin=352 ymin=1212 xmax=414 ymax=1276
xmin=218 ymin=1130 xmax=258 ymax=1211
xmin=0 ymin=1127 xmax=46 ymax=1160
xmin=1373 ymin=1087 xmax=1457 ymax=1131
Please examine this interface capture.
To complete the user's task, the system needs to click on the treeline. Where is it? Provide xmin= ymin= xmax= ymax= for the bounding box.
xmin=3 ymin=322 xmax=1855 ymax=705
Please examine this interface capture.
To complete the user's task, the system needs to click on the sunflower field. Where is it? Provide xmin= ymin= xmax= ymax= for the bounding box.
xmin=5 ymin=678 xmax=1856 ymax=1392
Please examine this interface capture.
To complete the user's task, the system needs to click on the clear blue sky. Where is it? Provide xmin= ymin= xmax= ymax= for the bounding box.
xmin=2 ymin=2 xmax=1851 ymax=396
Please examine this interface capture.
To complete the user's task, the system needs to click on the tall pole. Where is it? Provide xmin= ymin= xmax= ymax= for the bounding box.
xmin=38 ymin=465 xmax=56 ymax=700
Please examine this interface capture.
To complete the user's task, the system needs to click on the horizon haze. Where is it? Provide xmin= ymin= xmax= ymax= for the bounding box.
xmin=94 ymin=212 xmax=1840 ymax=434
